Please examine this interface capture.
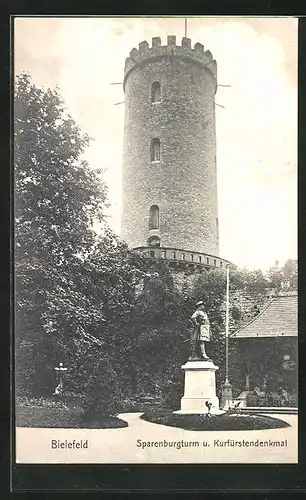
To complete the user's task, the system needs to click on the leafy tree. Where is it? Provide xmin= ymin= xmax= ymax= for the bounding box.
xmin=82 ymin=354 xmax=124 ymax=420
xmin=225 ymin=266 xmax=270 ymax=331
xmin=266 ymin=259 xmax=297 ymax=291
xmin=111 ymin=262 xmax=189 ymax=401
xmin=14 ymin=73 xmax=107 ymax=266
xmin=113 ymin=266 xmax=239 ymax=403
xmin=14 ymin=73 xmax=146 ymax=398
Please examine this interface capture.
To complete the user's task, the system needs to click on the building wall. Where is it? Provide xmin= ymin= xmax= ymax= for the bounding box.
xmin=121 ymin=36 xmax=219 ymax=256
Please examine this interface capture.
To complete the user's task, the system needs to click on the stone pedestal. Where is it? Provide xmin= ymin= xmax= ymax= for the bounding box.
xmin=175 ymin=360 xmax=219 ymax=414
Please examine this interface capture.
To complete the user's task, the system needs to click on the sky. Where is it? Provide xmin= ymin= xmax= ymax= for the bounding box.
xmin=14 ymin=16 xmax=298 ymax=270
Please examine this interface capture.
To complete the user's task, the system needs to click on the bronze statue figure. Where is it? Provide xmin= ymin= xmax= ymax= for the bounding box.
xmin=189 ymin=301 xmax=211 ymax=360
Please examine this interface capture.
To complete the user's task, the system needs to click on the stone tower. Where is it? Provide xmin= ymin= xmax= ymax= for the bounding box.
xmin=121 ymin=35 xmax=229 ymax=271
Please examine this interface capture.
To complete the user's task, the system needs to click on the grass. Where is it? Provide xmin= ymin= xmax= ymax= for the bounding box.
xmin=140 ymin=408 xmax=291 ymax=431
xmin=15 ymin=397 xmax=128 ymax=429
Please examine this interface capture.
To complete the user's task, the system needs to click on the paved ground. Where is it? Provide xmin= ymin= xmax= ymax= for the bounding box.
xmin=15 ymin=412 xmax=298 ymax=464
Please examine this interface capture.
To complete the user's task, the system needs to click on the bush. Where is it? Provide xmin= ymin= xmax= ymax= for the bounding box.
xmin=266 ymin=392 xmax=284 ymax=407
xmin=246 ymin=393 xmax=260 ymax=407
xmin=246 ymin=390 xmax=298 ymax=408
xmin=161 ymin=380 xmax=183 ymax=410
xmin=266 ymin=391 xmax=298 ymax=407
xmin=82 ymin=356 xmax=124 ymax=420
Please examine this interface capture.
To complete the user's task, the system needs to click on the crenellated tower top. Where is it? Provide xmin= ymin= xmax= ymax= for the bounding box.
xmin=124 ymin=35 xmax=217 ymax=91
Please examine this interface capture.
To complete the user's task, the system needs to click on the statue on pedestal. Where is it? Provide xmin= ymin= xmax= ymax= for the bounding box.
xmin=176 ymin=302 xmax=220 ymax=414
xmin=189 ymin=301 xmax=211 ymax=361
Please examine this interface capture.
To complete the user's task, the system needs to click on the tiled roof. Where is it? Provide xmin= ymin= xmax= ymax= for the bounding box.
xmin=232 ymin=292 xmax=298 ymax=338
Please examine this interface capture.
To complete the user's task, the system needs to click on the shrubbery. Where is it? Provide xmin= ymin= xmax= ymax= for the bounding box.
xmin=82 ymin=356 xmax=124 ymax=420
xmin=160 ymin=379 xmax=184 ymax=410
xmin=246 ymin=391 xmax=298 ymax=407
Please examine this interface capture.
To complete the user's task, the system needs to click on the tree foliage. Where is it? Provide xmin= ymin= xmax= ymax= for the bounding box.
xmin=266 ymin=259 xmax=297 ymax=291
xmin=119 ymin=260 xmax=297 ymax=403
xmin=14 ymin=73 xmax=146 ymax=398
xmin=14 ymin=73 xmax=106 ymax=265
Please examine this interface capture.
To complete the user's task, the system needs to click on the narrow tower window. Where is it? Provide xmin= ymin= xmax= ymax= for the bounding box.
xmin=151 ymin=81 xmax=161 ymax=103
xmin=150 ymin=138 xmax=160 ymax=162
xmin=149 ymin=205 xmax=159 ymax=230
xmin=148 ymin=235 xmax=160 ymax=247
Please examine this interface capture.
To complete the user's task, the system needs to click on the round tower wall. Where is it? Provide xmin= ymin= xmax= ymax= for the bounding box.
xmin=121 ymin=37 xmax=219 ymax=256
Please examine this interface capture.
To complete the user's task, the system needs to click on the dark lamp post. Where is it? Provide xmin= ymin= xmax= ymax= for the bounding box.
xmin=221 ymin=264 xmax=233 ymax=409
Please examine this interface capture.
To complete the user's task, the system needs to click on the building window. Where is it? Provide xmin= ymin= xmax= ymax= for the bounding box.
xmin=190 ymin=254 xmax=194 ymax=262
xmin=171 ymin=252 xmax=176 ymax=259
xmin=150 ymin=250 xmax=155 ymax=257
xmin=161 ymin=251 xmax=166 ymax=259
xmin=206 ymin=257 xmax=210 ymax=265
xmin=151 ymin=81 xmax=161 ymax=103
xmin=149 ymin=205 xmax=159 ymax=230
xmin=148 ymin=235 xmax=160 ymax=247
xmin=220 ymin=261 xmax=223 ymax=268
xmin=214 ymin=259 xmax=217 ymax=266
xmin=181 ymin=253 xmax=185 ymax=260
xmin=198 ymin=256 xmax=202 ymax=263
xmin=151 ymin=138 xmax=160 ymax=162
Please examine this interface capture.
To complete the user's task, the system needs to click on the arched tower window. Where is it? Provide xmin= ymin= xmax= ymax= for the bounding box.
xmin=151 ymin=81 xmax=161 ymax=103
xmin=150 ymin=138 xmax=160 ymax=162
xmin=149 ymin=205 xmax=159 ymax=230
